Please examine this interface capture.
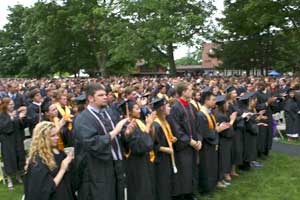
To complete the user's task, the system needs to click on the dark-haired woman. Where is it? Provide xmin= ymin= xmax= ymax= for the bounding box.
xmin=226 ymin=88 xmax=244 ymax=176
xmin=42 ymin=102 xmax=66 ymax=151
xmin=238 ymin=93 xmax=260 ymax=170
xmin=121 ymin=100 xmax=156 ymax=200
xmin=214 ymin=96 xmax=237 ymax=187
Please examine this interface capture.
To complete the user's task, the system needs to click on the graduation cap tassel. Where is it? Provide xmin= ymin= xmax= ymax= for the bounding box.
xmin=171 ymin=151 xmax=178 ymax=174
xmin=124 ymin=187 xmax=128 ymax=200
xmin=125 ymin=102 xmax=129 ymax=118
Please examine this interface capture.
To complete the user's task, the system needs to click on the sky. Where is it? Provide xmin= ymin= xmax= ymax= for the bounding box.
xmin=0 ymin=0 xmax=224 ymax=59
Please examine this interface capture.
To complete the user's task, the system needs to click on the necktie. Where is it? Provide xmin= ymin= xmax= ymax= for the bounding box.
xmin=98 ymin=110 xmax=121 ymax=160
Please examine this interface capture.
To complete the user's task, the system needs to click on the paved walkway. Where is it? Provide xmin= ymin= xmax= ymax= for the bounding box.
xmin=272 ymin=141 xmax=300 ymax=156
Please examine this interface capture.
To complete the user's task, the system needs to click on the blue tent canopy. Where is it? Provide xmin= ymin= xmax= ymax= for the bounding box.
xmin=268 ymin=71 xmax=281 ymax=76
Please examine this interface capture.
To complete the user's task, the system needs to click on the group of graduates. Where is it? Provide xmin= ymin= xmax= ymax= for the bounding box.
xmin=0 ymin=76 xmax=299 ymax=200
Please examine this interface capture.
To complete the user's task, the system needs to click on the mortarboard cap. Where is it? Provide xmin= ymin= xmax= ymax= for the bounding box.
xmin=151 ymin=98 xmax=166 ymax=111
xmin=225 ymin=85 xmax=237 ymax=94
xmin=216 ymin=95 xmax=226 ymax=104
xmin=239 ymin=92 xmax=256 ymax=101
xmin=118 ymin=100 xmax=137 ymax=116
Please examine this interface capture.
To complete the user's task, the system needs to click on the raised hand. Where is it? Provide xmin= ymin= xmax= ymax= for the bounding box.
xmin=125 ymin=120 xmax=137 ymax=137
xmin=146 ymin=111 xmax=156 ymax=127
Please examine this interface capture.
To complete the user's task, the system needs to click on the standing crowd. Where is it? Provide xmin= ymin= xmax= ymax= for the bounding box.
xmin=0 ymin=76 xmax=299 ymax=200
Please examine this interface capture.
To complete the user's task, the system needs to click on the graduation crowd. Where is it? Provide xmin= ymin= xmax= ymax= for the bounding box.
xmin=0 ymin=76 xmax=300 ymax=200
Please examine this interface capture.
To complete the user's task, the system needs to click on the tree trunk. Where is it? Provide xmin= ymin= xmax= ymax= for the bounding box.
xmin=167 ymin=44 xmax=176 ymax=76
xmin=260 ymin=65 xmax=264 ymax=76
xmin=96 ymin=51 xmax=107 ymax=77
xmin=246 ymin=69 xmax=250 ymax=76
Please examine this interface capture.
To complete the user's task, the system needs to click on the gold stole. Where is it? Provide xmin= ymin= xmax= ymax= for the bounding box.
xmin=200 ymin=107 xmax=218 ymax=151
xmin=125 ymin=119 xmax=155 ymax=163
xmin=200 ymin=107 xmax=216 ymax=130
xmin=190 ymin=100 xmax=202 ymax=111
xmin=52 ymin=117 xmax=64 ymax=151
xmin=56 ymin=103 xmax=72 ymax=131
xmin=154 ymin=118 xmax=175 ymax=151
xmin=114 ymin=92 xmax=119 ymax=99
xmin=157 ymin=93 xmax=169 ymax=101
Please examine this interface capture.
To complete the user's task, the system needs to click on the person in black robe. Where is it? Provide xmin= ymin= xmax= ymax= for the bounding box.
xmin=295 ymin=89 xmax=300 ymax=138
xmin=0 ymin=97 xmax=26 ymax=189
xmin=238 ymin=92 xmax=260 ymax=170
xmin=56 ymin=93 xmax=74 ymax=147
xmin=284 ymin=89 xmax=299 ymax=140
xmin=120 ymin=100 xmax=156 ymax=200
xmin=24 ymin=121 xmax=75 ymax=200
xmin=256 ymin=82 xmax=280 ymax=157
xmin=151 ymin=98 xmax=177 ymax=200
xmin=214 ymin=95 xmax=236 ymax=185
xmin=26 ymin=88 xmax=43 ymax=136
xmin=226 ymin=86 xmax=244 ymax=176
xmin=73 ymin=83 xmax=129 ymax=200
xmin=197 ymin=92 xmax=230 ymax=193
xmin=168 ymin=82 xmax=202 ymax=200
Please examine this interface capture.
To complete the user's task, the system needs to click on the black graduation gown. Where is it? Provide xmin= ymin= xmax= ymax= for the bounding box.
xmin=197 ymin=111 xmax=219 ymax=193
xmin=123 ymin=122 xmax=154 ymax=200
xmin=24 ymin=151 xmax=75 ymax=200
xmin=73 ymin=109 xmax=116 ymax=200
xmin=26 ymin=102 xmax=42 ymax=136
xmin=168 ymin=101 xmax=200 ymax=196
xmin=256 ymin=91 xmax=279 ymax=153
xmin=215 ymin=111 xmax=234 ymax=180
xmin=284 ymin=98 xmax=298 ymax=135
xmin=100 ymin=108 xmax=126 ymax=200
xmin=0 ymin=112 xmax=26 ymax=176
xmin=153 ymin=122 xmax=172 ymax=200
xmin=295 ymin=94 xmax=300 ymax=135
xmin=239 ymin=106 xmax=258 ymax=162
xmin=257 ymin=113 xmax=269 ymax=156
xmin=228 ymin=103 xmax=244 ymax=165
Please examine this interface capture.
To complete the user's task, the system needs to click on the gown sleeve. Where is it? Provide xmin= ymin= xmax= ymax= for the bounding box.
xmin=125 ymin=127 xmax=153 ymax=155
xmin=24 ymin=160 xmax=56 ymax=200
xmin=197 ymin=112 xmax=218 ymax=144
xmin=73 ymin=112 xmax=112 ymax=161
xmin=153 ymin=122 xmax=164 ymax=154
xmin=168 ymin=104 xmax=191 ymax=149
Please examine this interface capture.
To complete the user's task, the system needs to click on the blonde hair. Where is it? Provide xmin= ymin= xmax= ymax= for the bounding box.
xmin=26 ymin=121 xmax=57 ymax=171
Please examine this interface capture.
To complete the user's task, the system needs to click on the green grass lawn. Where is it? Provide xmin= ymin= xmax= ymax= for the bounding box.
xmin=0 ymin=182 xmax=23 ymax=200
xmin=0 ymin=153 xmax=300 ymax=200
xmin=201 ymin=153 xmax=300 ymax=200
xmin=276 ymin=137 xmax=300 ymax=145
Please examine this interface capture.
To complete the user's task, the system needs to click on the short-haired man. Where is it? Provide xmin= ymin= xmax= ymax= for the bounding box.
xmin=168 ymin=82 xmax=202 ymax=200
xmin=73 ymin=83 xmax=128 ymax=200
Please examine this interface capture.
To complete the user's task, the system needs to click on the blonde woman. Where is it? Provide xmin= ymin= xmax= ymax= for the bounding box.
xmin=24 ymin=121 xmax=74 ymax=200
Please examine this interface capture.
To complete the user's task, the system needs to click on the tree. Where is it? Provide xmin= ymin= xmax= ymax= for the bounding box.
xmin=214 ymin=0 xmax=300 ymax=75
xmin=0 ymin=5 xmax=28 ymax=77
xmin=121 ymin=0 xmax=215 ymax=75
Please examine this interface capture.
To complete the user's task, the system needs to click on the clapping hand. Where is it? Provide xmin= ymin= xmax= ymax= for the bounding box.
xmin=125 ymin=119 xmax=137 ymax=137
xmin=146 ymin=111 xmax=156 ymax=127
xmin=216 ymin=122 xmax=231 ymax=133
